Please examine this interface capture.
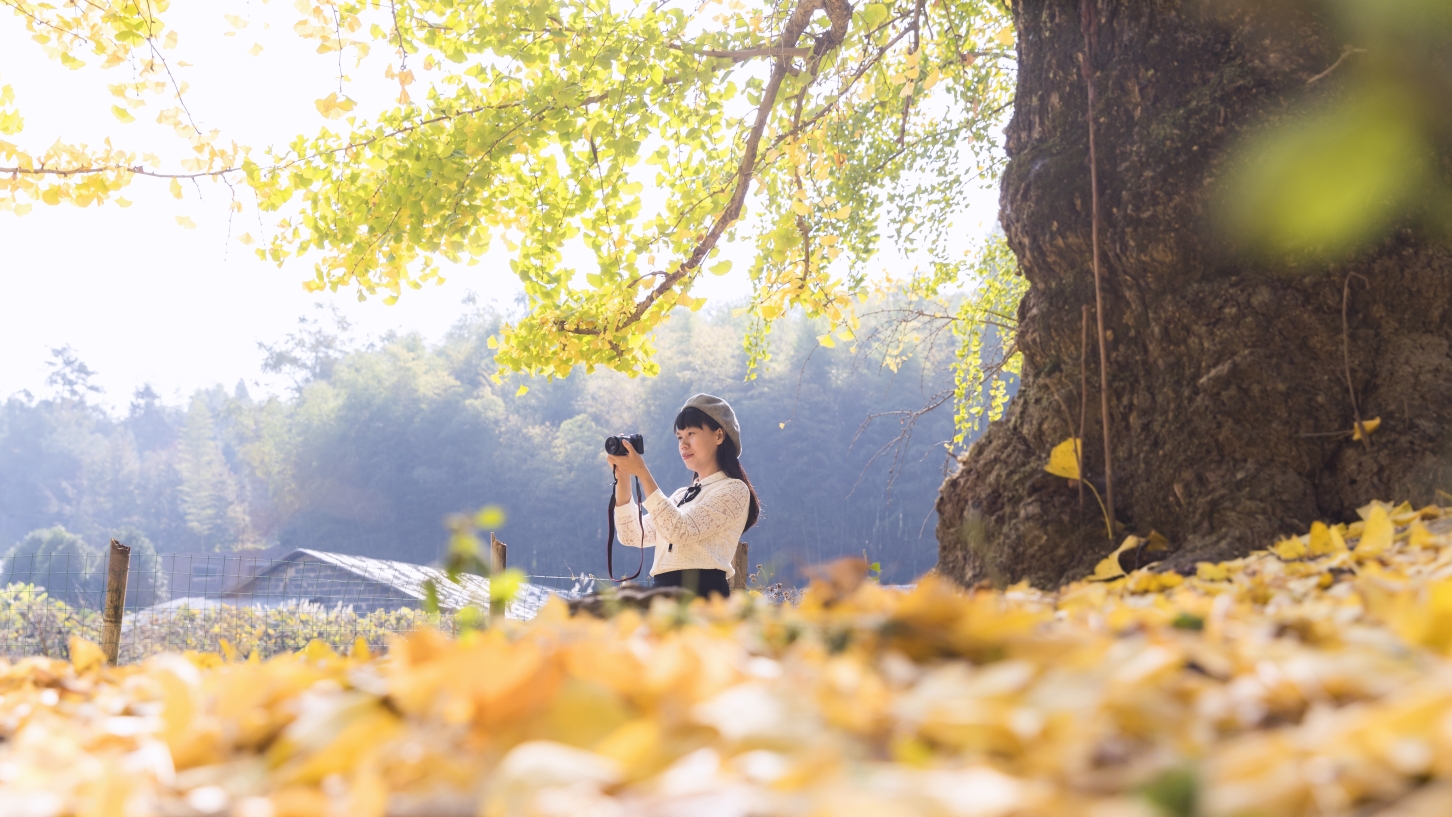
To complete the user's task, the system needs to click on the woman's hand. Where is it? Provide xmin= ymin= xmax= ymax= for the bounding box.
xmin=606 ymin=437 xmax=647 ymax=480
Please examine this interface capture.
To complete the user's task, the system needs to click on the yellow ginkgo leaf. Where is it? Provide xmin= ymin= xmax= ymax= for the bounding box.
xmin=1329 ymin=523 xmax=1350 ymax=554
xmin=1355 ymin=503 xmax=1394 ymax=560
xmin=175 ymin=215 xmax=196 ymax=229
xmin=1352 ymin=416 xmax=1381 ymax=440
xmin=1091 ymin=536 xmax=1142 ymax=581
xmin=1125 ymin=571 xmax=1183 ymax=593
xmin=1306 ymin=521 xmax=1344 ymax=557
xmin=69 ymin=636 xmax=105 ymax=673
xmin=1197 ymin=562 xmax=1231 ymax=581
xmin=1409 ymin=519 xmax=1437 ymax=549
xmin=315 ymin=92 xmax=356 ymax=120
xmin=1271 ymin=536 xmax=1307 ymax=560
xmin=1045 ymin=438 xmax=1081 ymax=481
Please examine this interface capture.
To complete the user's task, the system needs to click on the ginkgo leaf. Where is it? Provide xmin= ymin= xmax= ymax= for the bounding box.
xmin=1353 ymin=416 xmax=1381 ymax=440
xmin=1355 ymin=503 xmax=1394 ymax=559
xmin=1410 ymin=520 xmax=1436 ymax=548
xmin=110 ymin=105 xmax=134 ymax=124
xmin=249 ymin=43 xmax=264 ymax=56
xmin=176 ymin=215 xmax=196 ymax=229
xmin=1196 ymin=562 xmax=1231 ymax=581
xmin=169 ymin=178 xmax=183 ymax=200
xmin=1044 ymin=438 xmax=1081 ymax=480
xmin=1307 ymin=521 xmax=1344 ymax=556
xmin=516 ymin=385 xmax=529 ymax=396
xmin=314 ymin=93 xmax=356 ymax=120
xmin=69 ymin=636 xmax=105 ymax=673
xmin=475 ymin=506 xmax=507 ymax=530
xmin=1090 ymin=535 xmax=1142 ymax=581
xmin=1271 ymin=536 xmax=1307 ymax=560
xmin=1329 ymin=523 xmax=1350 ymax=553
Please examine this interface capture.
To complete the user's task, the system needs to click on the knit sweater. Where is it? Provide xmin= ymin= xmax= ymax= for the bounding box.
xmin=613 ymin=470 xmax=750 ymax=578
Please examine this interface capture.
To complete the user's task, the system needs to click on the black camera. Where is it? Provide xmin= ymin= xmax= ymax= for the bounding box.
xmin=604 ymin=433 xmax=644 ymax=456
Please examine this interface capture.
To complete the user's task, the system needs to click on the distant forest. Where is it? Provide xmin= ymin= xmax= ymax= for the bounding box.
xmin=0 ymin=304 xmax=975 ymax=584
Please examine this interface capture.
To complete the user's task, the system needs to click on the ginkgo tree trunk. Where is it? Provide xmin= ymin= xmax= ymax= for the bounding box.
xmin=936 ymin=0 xmax=1452 ymax=587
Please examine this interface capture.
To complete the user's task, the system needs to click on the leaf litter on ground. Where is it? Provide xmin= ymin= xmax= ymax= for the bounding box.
xmin=7 ymin=501 xmax=1452 ymax=816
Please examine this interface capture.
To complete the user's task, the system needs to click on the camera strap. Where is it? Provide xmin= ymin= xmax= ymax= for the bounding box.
xmin=606 ymin=468 xmax=646 ymax=582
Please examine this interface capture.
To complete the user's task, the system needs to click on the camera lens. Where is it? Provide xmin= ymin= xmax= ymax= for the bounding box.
xmin=604 ymin=434 xmax=644 ymax=455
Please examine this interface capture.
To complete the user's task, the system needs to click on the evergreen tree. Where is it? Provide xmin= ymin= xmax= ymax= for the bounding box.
xmin=175 ymin=398 xmax=250 ymax=551
xmin=2 ymin=526 xmax=100 ymax=607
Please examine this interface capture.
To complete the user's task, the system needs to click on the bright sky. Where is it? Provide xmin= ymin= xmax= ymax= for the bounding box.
xmin=0 ymin=2 xmax=999 ymax=413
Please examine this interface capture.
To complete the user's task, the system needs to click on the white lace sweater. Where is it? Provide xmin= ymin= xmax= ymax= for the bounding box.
xmin=613 ymin=470 xmax=750 ymax=578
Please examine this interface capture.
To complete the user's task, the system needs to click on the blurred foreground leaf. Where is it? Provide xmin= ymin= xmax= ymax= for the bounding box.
xmin=1223 ymin=90 xmax=1428 ymax=256
xmin=12 ymin=501 xmax=1452 ymax=815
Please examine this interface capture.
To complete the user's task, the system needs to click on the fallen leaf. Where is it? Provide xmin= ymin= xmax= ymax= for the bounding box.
xmin=1353 ymin=416 xmax=1381 ymax=440
xmin=1091 ymin=536 xmax=1142 ymax=581
xmin=1356 ymin=503 xmax=1394 ymax=559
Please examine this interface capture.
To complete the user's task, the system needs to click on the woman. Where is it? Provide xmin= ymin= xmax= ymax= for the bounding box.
xmin=606 ymin=393 xmax=760 ymax=599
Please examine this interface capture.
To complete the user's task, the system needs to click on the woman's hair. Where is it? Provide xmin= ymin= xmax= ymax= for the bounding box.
xmin=675 ymin=406 xmax=760 ymax=531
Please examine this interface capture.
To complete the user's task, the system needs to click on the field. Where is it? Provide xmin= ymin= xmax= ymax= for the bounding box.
xmin=4 ymin=500 xmax=1452 ymax=816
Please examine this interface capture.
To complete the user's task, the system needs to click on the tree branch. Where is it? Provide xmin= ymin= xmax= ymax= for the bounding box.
xmin=561 ymin=0 xmax=853 ymax=337
xmin=0 ymin=93 xmax=609 ymax=181
xmin=671 ymin=44 xmax=815 ymax=61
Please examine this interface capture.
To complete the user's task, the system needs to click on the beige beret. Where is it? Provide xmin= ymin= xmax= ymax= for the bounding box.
xmin=682 ymin=393 xmax=742 ymax=455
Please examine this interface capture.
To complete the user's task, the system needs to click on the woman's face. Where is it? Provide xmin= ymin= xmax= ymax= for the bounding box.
xmin=677 ymin=424 xmax=724 ymax=473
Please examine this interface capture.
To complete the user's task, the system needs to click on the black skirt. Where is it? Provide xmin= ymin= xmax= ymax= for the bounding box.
xmin=652 ymin=568 xmax=731 ymax=599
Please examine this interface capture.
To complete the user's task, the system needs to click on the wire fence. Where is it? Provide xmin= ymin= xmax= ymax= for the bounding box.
xmin=0 ymin=550 xmax=599 ymax=664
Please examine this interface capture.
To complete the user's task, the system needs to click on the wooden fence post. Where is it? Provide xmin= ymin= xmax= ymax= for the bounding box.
xmin=489 ymin=533 xmax=507 ymax=620
xmin=731 ymin=542 xmax=749 ymax=591
xmin=101 ymin=538 xmax=131 ymax=665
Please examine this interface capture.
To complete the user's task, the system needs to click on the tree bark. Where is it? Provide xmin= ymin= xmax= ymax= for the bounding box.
xmin=936 ymin=0 xmax=1452 ymax=588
